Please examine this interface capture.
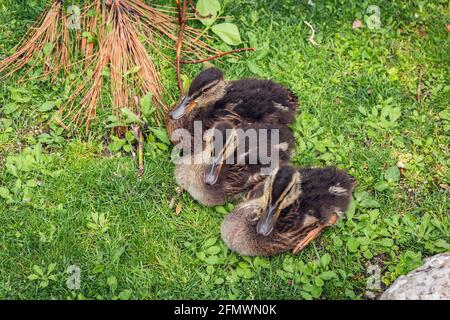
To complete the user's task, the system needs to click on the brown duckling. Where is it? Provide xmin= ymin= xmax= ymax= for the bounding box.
xmin=221 ymin=165 xmax=355 ymax=256
xmin=166 ymin=68 xmax=298 ymax=142
xmin=166 ymin=68 xmax=226 ymax=140
xmin=174 ymin=121 xmax=294 ymax=206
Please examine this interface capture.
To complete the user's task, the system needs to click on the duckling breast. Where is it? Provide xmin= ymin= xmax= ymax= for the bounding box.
xmin=175 ymin=161 xmax=227 ymax=206
xmin=221 ymin=205 xmax=289 ymax=256
xmin=221 ymin=208 xmax=261 ymax=256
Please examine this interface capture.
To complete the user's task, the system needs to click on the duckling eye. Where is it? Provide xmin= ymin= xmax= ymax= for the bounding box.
xmin=200 ymin=81 xmax=219 ymax=94
xmin=191 ymin=87 xmax=210 ymax=100
xmin=273 ymin=180 xmax=296 ymax=206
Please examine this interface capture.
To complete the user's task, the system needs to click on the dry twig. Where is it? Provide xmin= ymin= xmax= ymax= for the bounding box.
xmin=181 ymin=48 xmax=255 ymax=64
xmin=175 ymin=0 xmax=187 ymax=94
xmin=304 ymin=21 xmax=319 ymax=46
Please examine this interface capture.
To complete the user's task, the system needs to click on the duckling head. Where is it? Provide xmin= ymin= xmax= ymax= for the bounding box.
xmin=256 ymin=165 xmax=302 ymax=236
xmin=170 ymin=68 xmax=227 ymax=120
xmin=203 ymin=121 xmax=237 ymax=185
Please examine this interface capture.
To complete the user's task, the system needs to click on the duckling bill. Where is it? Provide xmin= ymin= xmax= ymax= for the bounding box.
xmin=221 ymin=165 xmax=355 ymax=256
xmin=175 ymin=121 xmax=294 ymax=206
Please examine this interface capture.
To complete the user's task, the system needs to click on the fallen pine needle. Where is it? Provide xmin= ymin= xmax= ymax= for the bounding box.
xmin=304 ymin=21 xmax=319 ymax=46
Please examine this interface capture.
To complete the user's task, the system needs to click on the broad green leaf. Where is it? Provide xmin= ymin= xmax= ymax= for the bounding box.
xmin=205 ymin=246 xmax=221 ymax=255
xmin=4 ymin=103 xmax=18 ymax=115
xmin=282 ymin=257 xmax=295 ymax=273
xmin=319 ymin=271 xmax=338 ymax=280
xmin=28 ymin=274 xmax=39 ymax=281
xmin=196 ymin=0 xmax=220 ymax=25
xmin=47 ymin=275 xmax=57 ymax=281
xmin=140 ymin=93 xmax=153 ymax=116
xmin=151 ymin=128 xmax=170 ymax=145
xmin=379 ymin=238 xmax=394 ymax=247
xmin=122 ymin=144 xmax=131 ymax=152
xmin=211 ymin=23 xmax=242 ymax=46
xmin=9 ymin=87 xmax=30 ymax=103
xmin=92 ymin=265 xmax=105 ymax=274
xmin=121 ymin=109 xmax=143 ymax=124
xmin=434 ymin=239 xmax=450 ymax=249
xmin=0 ymin=118 xmax=12 ymax=128
xmin=439 ymin=110 xmax=450 ymax=121
xmin=108 ymin=137 xmax=126 ymax=152
xmin=311 ymin=286 xmax=322 ymax=298
xmin=374 ymin=181 xmax=389 ymax=191
xmin=107 ymin=115 xmax=119 ymax=123
xmin=388 ymin=107 xmax=401 ymax=123
xmin=300 ymin=291 xmax=313 ymax=300
xmin=203 ymin=237 xmax=217 ymax=248
xmin=363 ymin=250 xmax=373 ymax=259
xmin=107 ymin=276 xmax=118 ymax=292
xmin=34 ymin=143 xmax=42 ymax=163
xmin=247 ymin=31 xmax=258 ymax=48
xmin=347 ymin=238 xmax=360 ymax=252
xmin=256 ymin=41 xmax=270 ymax=60
xmin=118 ymin=289 xmax=132 ymax=300
xmin=226 ymin=202 xmax=235 ymax=212
xmin=354 ymin=191 xmax=369 ymax=202
xmin=320 ymin=253 xmax=331 ymax=268
xmin=345 ymin=289 xmax=356 ymax=299
xmin=314 ymin=276 xmax=325 ymax=287
xmin=39 ymin=101 xmax=56 ymax=112
xmin=125 ymin=130 xmax=135 ymax=143
xmin=206 ymin=265 xmax=215 ymax=275
xmin=214 ymin=205 xmax=228 ymax=214
xmin=204 ymin=255 xmax=220 ymax=265
xmin=384 ymin=166 xmax=400 ymax=182
xmin=250 ymin=10 xmax=259 ymax=24
xmin=346 ymin=200 xmax=356 ymax=221
xmin=359 ymin=198 xmax=380 ymax=208
xmin=26 ymin=179 xmax=38 ymax=188
xmin=333 ymin=236 xmax=343 ymax=247
xmin=0 ymin=187 xmax=11 ymax=199
xmin=22 ymin=187 xmax=32 ymax=202
xmin=196 ymin=251 xmax=206 ymax=260
xmin=237 ymin=267 xmax=254 ymax=279
xmin=33 ymin=265 xmax=45 ymax=276
xmin=47 ymin=263 xmax=56 ymax=273
xmin=253 ymin=257 xmax=270 ymax=268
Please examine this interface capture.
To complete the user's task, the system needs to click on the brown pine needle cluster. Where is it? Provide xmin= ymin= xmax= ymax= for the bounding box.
xmin=0 ymin=0 xmax=70 ymax=82
xmin=58 ymin=0 xmax=165 ymax=132
xmin=1 ymin=0 xmax=253 ymax=133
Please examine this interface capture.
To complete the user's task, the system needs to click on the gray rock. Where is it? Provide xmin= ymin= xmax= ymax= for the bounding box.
xmin=380 ymin=252 xmax=450 ymax=300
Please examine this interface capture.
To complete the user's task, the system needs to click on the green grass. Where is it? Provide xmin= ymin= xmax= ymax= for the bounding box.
xmin=0 ymin=0 xmax=449 ymax=299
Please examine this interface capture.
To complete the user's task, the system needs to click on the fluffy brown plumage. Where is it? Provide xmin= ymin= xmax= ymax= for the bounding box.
xmin=221 ymin=165 xmax=355 ymax=256
xmin=166 ymin=68 xmax=298 ymax=148
xmin=174 ymin=121 xmax=294 ymax=206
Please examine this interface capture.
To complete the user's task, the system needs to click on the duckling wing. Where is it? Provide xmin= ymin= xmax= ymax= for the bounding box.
xmin=297 ymin=167 xmax=355 ymax=222
xmin=215 ymin=79 xmax=298 ymax=125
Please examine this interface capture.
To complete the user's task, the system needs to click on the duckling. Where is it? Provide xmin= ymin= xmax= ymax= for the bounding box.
xmin=166 ymin=67 xmax=298 ymax=142
xmin=221 ymin=165 xmax=355 ymax=256
xmin=166 ymin=68 xmax=226 ymax=140
xmin=174 ymin=121 xmax=294 ymax=206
